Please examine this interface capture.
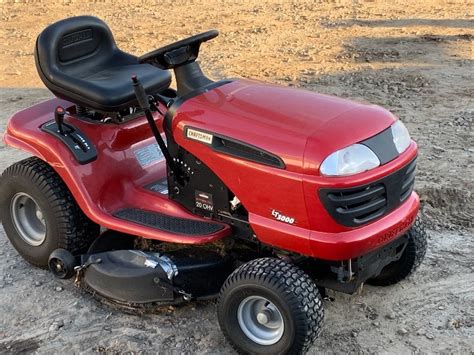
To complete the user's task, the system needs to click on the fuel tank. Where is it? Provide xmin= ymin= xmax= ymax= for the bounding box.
xmin=169 ymin=79 xmax=397 ymax=175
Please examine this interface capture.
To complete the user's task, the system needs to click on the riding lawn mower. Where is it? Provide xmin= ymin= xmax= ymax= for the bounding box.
xmin=0 ymin=16 xmax=427 ymax=354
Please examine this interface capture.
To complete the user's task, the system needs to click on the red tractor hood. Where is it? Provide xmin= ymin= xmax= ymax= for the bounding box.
xmin=171 ymin=79 xmax=397 ymax=174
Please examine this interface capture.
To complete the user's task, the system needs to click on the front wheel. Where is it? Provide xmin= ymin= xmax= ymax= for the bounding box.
xmin=217 ymin=258 xmax=324 ymax=354
xmin=0 ymin=157 xmax=100 ymax=268
xmin=368 ymin=217 xmax=428 ymax=286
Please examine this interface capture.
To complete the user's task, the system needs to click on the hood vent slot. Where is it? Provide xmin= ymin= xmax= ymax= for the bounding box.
xmin=211 ymin=135 xmax=285 ymax=169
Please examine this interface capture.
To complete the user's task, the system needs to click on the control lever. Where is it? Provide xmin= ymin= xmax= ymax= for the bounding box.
xmin=42 ymin=107 xmax=97 ymax=164
xmin=55 ymin=106 xmax=66 ymax=135
xmin=53 ymin=106 xmax=88 ymax=152
xmin=132 ymin=76 xmax=183 ymax=184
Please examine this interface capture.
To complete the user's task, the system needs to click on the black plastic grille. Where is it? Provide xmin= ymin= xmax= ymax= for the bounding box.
xmin=320 ymin=158 xmax=416 ymax=227
xmin=400 ymin=158 xmax=416 ymax=201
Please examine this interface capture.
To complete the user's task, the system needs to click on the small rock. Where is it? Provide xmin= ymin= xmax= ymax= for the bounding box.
xmin=49 ymin=319 xmax=64 ymax=332
xmin=425 ymin=333 xmax=435 ymax=340
xmin=386 ymin=312 xmax=397 ymax=320
xmin=438 ymin=305 xmax=446 ymax=310
xmin=55 ymin=286 xmax=63 ymax=292
xmin=372 ymin=321 xmax=380 ymax=327
xmin=416 ymin=328 xmax=426 ymax=336
xmin=351 ymin=330 xmax=358 ymax=338
xmin=34 ymin=281 xmax=42 ymax=287
xmin=397 ymin=328 xmax=408 ymax=335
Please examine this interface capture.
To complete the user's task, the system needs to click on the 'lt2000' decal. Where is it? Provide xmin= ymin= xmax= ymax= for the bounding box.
xmin=271 ymin=210 xmax=295 ymax=225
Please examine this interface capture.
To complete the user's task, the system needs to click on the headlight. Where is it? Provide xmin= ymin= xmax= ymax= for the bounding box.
xmin=320 ymin=144 xmax=380 ymax=176
xmin=391 ymin=120 xmax=411 ymax=153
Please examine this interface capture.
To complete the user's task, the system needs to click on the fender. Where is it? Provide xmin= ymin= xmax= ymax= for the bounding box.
xmin=2 ymin=98 xmax=230 ymax=244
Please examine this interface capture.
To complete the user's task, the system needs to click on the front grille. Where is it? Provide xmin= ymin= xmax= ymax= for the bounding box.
xmin=320 ymin=158 xmax=416 ymax=227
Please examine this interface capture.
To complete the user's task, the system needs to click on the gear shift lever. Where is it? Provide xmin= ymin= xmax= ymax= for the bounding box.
xmin=55 ymin=106 xmax=66 ymax=135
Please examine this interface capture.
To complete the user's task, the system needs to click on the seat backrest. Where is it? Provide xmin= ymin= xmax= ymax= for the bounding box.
xmin=35 ymin=16 xmax=135 ymax=81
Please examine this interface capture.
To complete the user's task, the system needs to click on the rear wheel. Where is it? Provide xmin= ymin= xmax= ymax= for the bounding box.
xmin=0 ymin=157 xmax=100 ymax=267
xmin=217 ymin=258 xmax=324 ymax=354
xmin=368 ymin=217 xmax=428 ymax=286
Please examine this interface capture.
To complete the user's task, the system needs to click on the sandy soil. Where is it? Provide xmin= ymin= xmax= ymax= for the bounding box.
xmin=0 ymin=0 xmax=473 ymax=353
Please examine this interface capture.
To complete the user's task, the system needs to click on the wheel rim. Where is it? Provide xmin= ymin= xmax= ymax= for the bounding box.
xmin=10 ymin=192 xmax=47 ymax=246
xmin=237 ymin=295 xmax=284 ymax=345
xmin=50 ymin=258 xmax=67 ymax=277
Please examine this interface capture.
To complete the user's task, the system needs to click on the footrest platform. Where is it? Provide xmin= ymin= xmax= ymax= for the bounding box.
xmin=113 ymin=208 xmax=225 ymax=236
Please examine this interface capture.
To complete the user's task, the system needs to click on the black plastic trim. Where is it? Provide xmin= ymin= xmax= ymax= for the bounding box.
xmin=360 ymin=126 xmax=399 ymax=165
xmin=113 ymin=208 xmax=225 ymax=236
xmin=320 ymin=157 xmax=416 ymax=227
xmin=184 ymin=126 xmax=286 ymax=169
xmin=41 ymin=120 xmax=97 ymax=164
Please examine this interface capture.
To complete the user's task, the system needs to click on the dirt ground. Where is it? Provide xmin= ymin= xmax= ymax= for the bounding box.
xmin=0 ymin=0 xmax=473 ymax=353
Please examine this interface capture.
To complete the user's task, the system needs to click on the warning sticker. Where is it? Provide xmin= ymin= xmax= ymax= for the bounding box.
xmin=195 ymin=190 xmax=214 ymax=212
xmin=146 ymin=178 xmax=169 ymax=195
xmin=134 ymin=143 xmax=165 ymax=168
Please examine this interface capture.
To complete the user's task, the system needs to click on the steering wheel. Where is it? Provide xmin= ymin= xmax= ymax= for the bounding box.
xmin=138 ymin=30 xmax=218 ymax=69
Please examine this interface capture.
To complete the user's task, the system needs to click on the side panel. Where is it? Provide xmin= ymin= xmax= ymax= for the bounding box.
xmin=172 ymin=127 xmax=312 ymax=231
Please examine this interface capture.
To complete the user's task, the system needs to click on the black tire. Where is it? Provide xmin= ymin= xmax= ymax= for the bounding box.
xmin=367 ymin=217 xmax=428 ymax=286
xmin=0 ymin=157 xmax=100 ymax=268
xmin=217 ymin=258 xmax=324 ymax=355
xmin=49 ymin=248 xmax=77 ymax=279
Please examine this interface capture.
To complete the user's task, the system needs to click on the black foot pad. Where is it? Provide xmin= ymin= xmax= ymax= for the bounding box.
xmin=113 ymin=208 xmax=224 ymax=236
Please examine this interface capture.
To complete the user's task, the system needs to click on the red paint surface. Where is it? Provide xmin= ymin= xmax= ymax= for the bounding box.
xmin=3 ymin=79 xmax=420 ymax=260
xmin=3 ymin=98 xmax=230 ymax=244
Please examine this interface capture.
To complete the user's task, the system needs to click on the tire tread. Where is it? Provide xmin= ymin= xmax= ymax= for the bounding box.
xmin=218 ymin=258 xmax=324 ymax=354
xmin=368 ymin=217 xmax=428 ymax=286
xmin=1 ymin=157 xmax=99 ymax=267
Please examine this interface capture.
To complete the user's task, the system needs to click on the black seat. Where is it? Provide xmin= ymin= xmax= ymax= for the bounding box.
xmin=35 ymin=16 xmax=171 ymax=112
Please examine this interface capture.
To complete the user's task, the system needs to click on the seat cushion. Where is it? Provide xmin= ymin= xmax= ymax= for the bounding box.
xmin=38 ymin=61 xmax=172 ymax=112
xmin=34 ymin=16 xmax=172 ymax=112
xmin=77 ymin=64 xmax=171 ymax=111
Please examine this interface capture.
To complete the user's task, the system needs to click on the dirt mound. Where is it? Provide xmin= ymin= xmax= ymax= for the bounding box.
xmin=419 ymin=186 xmax=473 ymax=230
